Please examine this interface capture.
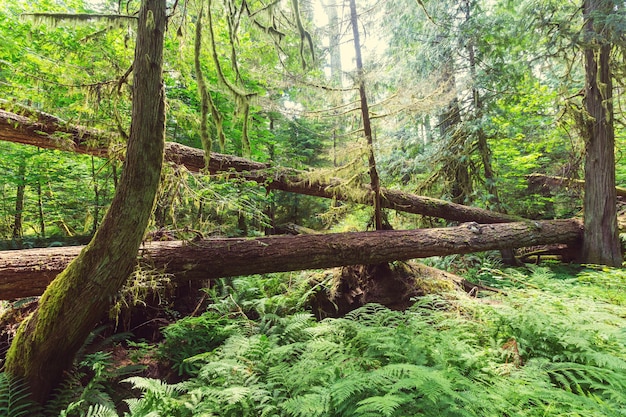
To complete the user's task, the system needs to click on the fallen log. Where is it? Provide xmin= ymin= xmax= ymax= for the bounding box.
xmin=0 ymin=108 xmax=269 ymax=173
xmin=0 ymin=219 xmax=582 ymax=299
xmin=526 ymin=173 xmax=626 ymax=198
xmin=0 ymin=107 xmax=522 ymax=224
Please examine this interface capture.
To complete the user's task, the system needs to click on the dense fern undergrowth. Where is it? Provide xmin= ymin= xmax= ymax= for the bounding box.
xmin=2 ymin=261 xmax=626 ymax=417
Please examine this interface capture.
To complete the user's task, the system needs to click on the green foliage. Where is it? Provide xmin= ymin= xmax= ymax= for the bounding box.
xmin=121 ymin=377 xmax=191 ymax=417
xmin=166 ymin=266 xmax=626 ymax=416
xmin=26 ymin=264 xmax=625 ymax=416
xmin=47 ymin=327 xmax=144 ymax=417
xmin=159 ymin=312 xmax=238 ymax=376
xmin=1 ymin=0 xmax=626 ymax=414
xmin=0 ymin=142 xmax=116 ymax=241
xmin=0 ymin=373 xmax=41 ymax=417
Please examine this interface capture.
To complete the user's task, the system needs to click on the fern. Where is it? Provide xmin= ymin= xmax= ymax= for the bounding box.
xmin=121 ymin=377 xmax=190 ymax=417
xmin=354 ymin=393 xmax=409 ymax=417
xmin=0 ymin=373 xmax=40 ymax=417
xmin=74 ymin=265 xmax=626 ymax=417
xmin=59 ymin=402 xmax=118 ymax=417
xmin=122 ymin=377 xmax=187 ymax=397
xmin=281 ymin=389 xmax=330 ymax=417
xmin=84 ymin=404 xmax=119 ymax=417
xmin=542 ymin=361 xmax=626 ymax=398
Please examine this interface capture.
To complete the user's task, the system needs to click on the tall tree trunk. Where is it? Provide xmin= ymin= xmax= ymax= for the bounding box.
xmin=325 ymin=0 xmax=343 ymax=177
xmin=439 ymin=96 xmax=470 ymax=205
xmin=37 ymin=178 xmax=45 ymax=238
xmin=464 ymin=0 xmax=500 ymax=211
xmin=325 ymin=0 xmax=342 ymax=86
xmin=349 ymin=0 xmax=382 ymax=230
xmin=4 ymin=0 xmax=166 ymax=403
xmin=463 ymin=0 xmax=517 ymax=264
xmin=90 ymin=156 xmax=100 ymax=235
xmin=11 ymin=159 xmax=26 ymax=241
xmin=581 ymin=0 xmax=622 ymax=266
xmin=438 ymin=31 xmax=470 ymax=205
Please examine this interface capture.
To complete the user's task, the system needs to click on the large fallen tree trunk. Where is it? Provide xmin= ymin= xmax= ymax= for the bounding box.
xmin=0 ymin=107 xmax=521 ymax=224
xmin=0 ymin=219 xmax=582 ymax=299
xmin=526 ymin=173 xmax=626 ymax=198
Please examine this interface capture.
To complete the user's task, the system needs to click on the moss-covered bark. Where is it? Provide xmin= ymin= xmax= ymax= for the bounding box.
xmin=3 ymin=0 xmax=166 ymax=403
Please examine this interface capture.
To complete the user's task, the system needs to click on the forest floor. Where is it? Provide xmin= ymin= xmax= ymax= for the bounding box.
xmin=1 ymin=256 xmax=626 ymax=416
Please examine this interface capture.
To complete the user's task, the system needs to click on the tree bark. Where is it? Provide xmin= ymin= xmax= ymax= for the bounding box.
xmin=4 ymin=0 xmax=167 ymax=403
xmin=0 ymin=108 xmax=266 ymax=172
xmin=0 ymin=219 xmax=583 ymax=300
xmin=581 ymin=0 xmax=622 ymax=266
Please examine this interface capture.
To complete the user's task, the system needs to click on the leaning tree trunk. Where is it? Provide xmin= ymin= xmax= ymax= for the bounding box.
xmin=526 ymin=173 xmax=626 ymax=198
xmin=581 ymin=0 xmax=622 ymax=266
xmin=0 ymin=219 xmax=583 ymax=300
xmin=0 ymin=109 xmax=526 ymax=224
xmin=4 ymin=0 xmax=166 ymax=403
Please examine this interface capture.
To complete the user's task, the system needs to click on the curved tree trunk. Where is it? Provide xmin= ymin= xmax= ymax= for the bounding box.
xmin=4 ymin=0 xmax=166 ymax=403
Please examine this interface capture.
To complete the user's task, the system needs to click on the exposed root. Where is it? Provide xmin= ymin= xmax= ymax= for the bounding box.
xmin=310 ymin=261 xmax=501 ymax=318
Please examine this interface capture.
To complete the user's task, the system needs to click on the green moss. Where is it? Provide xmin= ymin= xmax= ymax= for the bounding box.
xmin=34 ymin=261 xmax=81 ymax=344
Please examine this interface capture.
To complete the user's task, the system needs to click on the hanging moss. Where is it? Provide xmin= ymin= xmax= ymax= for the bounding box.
xmin=23 ymin=13 xmax=136 ymax=28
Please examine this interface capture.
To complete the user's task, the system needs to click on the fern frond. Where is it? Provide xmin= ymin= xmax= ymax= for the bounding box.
xmin=122 ymin=376 xmax=187 ymax=397
xmin=0 ymin=373 xmax=40 ymax=417
xmin=345 ymin=303 xmax=403 ymax=325
xmin=216 ymin=386 xmax=252 ymax=404
xmin=544 ymin=361 xmax=626 ymax=397
xmin=83 ymin=403 xmax=119 ymax=417
xmin=281 ymin=390 xmax=329 ymax=417
xmin=354 ymin=393 xmax=409 ymax=417
xmin=331 ymin=371 xmax=388 ymax=410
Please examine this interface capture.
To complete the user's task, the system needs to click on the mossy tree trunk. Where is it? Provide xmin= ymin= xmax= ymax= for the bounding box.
xmin=4 ymin=0 xmax=166 ymax=403
xmin=581 ymin=0 xmax=622 ymax=266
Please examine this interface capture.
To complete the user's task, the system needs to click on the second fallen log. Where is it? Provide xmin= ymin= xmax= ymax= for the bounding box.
xmin=0 ymin=219 xmax=583 ymax=299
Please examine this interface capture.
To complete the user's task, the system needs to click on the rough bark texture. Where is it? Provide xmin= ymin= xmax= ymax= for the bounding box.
xmin=0 ymin=108 xmax=523 ymax=224
xmin=581 ymin=0 xmax=622 ymax=266
xmin=0 ymin=219 xmax=583 ymax=299
xmin=0 ymin=107 xmax=111 ymax=157
xmin=4 ymin=0 xmax=166 ymax=402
